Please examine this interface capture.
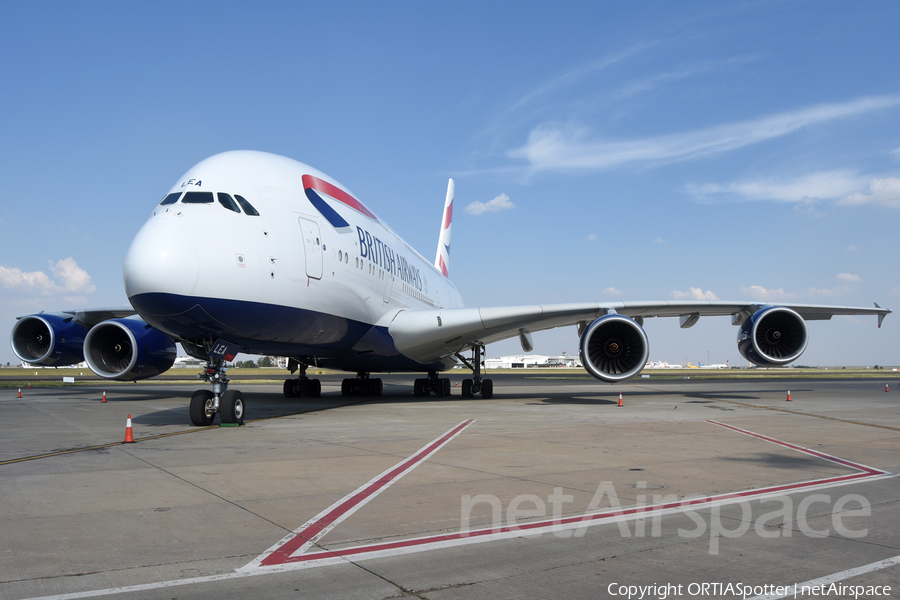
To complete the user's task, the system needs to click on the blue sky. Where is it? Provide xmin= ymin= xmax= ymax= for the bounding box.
xmin=1 ymin=1 xmax=898 ymax=367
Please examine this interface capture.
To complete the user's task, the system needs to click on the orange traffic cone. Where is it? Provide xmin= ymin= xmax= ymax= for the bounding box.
xmin=102 ymin=390 xmax=107 ymax=403
xmin=17 ymin=388 xmax=22 ymax=398
xmin=27 ymin=383 xmax=31 ymax=389
xmin=886 ymin=384 xmax=890 ymax=392
xmin=123 ymin=414 xmax=135 ymax=443
xmin=618 ymin=393 xmax=624 ymax=407
xmin=786 ymin=390 xmax=791 ymax=402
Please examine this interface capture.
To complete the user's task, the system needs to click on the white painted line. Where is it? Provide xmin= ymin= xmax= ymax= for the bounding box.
xmin=746 ymin=554 xmax=900 ymax=600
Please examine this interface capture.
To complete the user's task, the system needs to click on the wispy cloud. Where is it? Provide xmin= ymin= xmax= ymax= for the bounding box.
xmin=836 ymin=273 xmax=861 ymax=282
xmin=836 ymin=177 xmax=900 ymax=208
xmin=603 ymin=287 xmax=623 ymax=296
xmin=672 ymin=287 xmax=718 ymax=300
xmin=465 ymin=193 xmax=514 ymax=215
xmin=509 ymin=95 xmax=900 ymax=172
xmin=740 ymin=285 xmax=797 ymax=301
xmin=686 ymin=170 xmax=867 ymax=203
xmin=587 ymin=234 xmax=598 ymax=242
xmin=0 ymin=258 xmax=96 ymax=295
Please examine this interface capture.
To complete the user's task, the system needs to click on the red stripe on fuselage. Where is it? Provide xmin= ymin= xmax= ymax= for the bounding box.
xmin=303 ymin=174 xmax=377 ymax=221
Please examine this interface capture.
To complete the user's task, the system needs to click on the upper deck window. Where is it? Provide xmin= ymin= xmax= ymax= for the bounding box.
xmin=182 ymin=192 xmax=215 ymax=204
xmin=217 ymin=193 xmax=241 ymax=213
xmin=159 ymin=192 xmax=181 ymax=205
xmin=234 ymin=195 xmax=260 ymax=216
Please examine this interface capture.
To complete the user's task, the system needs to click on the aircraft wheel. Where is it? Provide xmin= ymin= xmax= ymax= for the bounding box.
xmin=442 ymin=378 xmax=451 ymax=397
xmin=309 ymin=379 xmax=321 ymax=398
xmin=341 ymin=379 xmax=352 ymax=397
xmin=373 ymin=378 xmax=383 ymax=396
xmin=190 ymin=390 xmax=215 ymax=426
xmin=481 ymin=379 xmax=493 ymax=399
xmin=220 ymin=389 xmax=245 ymax=425
xmin=283 ymin=379 xmax=295 ymax=398
xmin=414 ymin=379 xmax=426 ymax=397
xmin=462 ymin=379 xmax=473 ymax=398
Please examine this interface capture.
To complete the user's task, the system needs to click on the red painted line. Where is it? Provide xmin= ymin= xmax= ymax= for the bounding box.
xmin=706 ymin=420 xmax=888 ymax=475
xmin=259 ymin=419 xmax=474 ymax=567
xmin=302 ymin=174 xmax=377 ymax=221
xmin=276 ymin=471 xmax=880 ymax=564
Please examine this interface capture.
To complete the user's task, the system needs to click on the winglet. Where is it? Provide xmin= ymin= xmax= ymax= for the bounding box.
xmin=875 ymin=302 xmax=888 ymax=328
xmin=434 ymin=179 xmax=453 ymax=278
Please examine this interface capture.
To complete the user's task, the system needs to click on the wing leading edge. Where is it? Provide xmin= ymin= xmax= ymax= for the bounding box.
xmin=388 ymin=300 xmax=890 ymax=363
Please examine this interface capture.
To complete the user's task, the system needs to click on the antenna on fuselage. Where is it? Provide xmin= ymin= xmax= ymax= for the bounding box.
xmin=434 ymin=178 xmax=453 ymax=278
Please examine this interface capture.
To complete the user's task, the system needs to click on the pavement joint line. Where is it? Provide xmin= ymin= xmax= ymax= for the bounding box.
xmin=0 ymin=398 xmax=376 ymax=467
xmin=637 ymin=384 xmax=900 ymax=432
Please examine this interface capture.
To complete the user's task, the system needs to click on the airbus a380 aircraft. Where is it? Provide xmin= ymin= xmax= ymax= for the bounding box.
xmin=10 ymin=151 xmax=891 ymax=426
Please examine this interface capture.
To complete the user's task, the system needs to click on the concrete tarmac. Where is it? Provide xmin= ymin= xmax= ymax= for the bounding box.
xmin=0 ymin=375 xmax=898 ymax=599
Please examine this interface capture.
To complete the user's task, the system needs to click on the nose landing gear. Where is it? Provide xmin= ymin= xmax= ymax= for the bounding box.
xmin=189 ymin=358 xmax=245 ymax=426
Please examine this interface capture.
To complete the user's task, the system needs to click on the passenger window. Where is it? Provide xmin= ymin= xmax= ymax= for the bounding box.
xmin=182 ymin=192 xmax=214 ymax=204
xmin=217 ymin=193 xmax=241 ymax=213
xmin=234 ymin=195 xmax=260 ymax=216
xmin=159 ymin=192 xmax=181 ymax=205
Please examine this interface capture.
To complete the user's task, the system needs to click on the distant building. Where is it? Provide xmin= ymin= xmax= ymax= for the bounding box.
xmin=485 ymin=353 xmax=582 ymax=369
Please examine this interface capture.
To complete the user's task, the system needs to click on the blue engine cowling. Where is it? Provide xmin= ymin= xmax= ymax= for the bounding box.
xmin=737 ymin=306 xmax=808 ymax=367
xmin=84 ymin=318 xmax=176 ymax=380
xmin=10 ymin=314 xmax=88 ymax=366
xmin=579 ymin=314 xmax=650 ymax=383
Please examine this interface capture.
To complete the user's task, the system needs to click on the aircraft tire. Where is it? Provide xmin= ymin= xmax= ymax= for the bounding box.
xmin=414 ymin=379 xmax=425 ymax=397
xmin=341 ymin=379 xmax=351 ymax=397
xmin=190 ymin=390 xmax=215 ymax=426
xmin=462 ymin=379 xmax=473 ymax=398
xmin=220 ymin=389 xmax=245 ymax=425
xmin=309 ymin=379 xmax=321 ymax=398
xmin=442 ymin=378 xmax=451 ymax=397
xmin=481 ymin=379 xmax=493 ymax=399
xmin=283 ymin=379 xmax=295 ymax=398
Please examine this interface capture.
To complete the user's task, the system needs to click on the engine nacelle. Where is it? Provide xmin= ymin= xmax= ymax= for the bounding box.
xmin=737 ymin=306 xmax=808 ymax=367
xmin=10 ymin=314 xmax=88 ymax=366
xmin=84 ymin=319 xmax=176 ymax=380
xmin=579 ymin=314 xmax=650 ymax=383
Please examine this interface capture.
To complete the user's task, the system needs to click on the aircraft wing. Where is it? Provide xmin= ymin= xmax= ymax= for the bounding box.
xmin=387 ymin=300 xmax=890 ymax=362
xmin=16 ymin=307 xmax=139 ymax=327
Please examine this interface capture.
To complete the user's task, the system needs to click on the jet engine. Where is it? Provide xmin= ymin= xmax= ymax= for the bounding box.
xmin=737 ymin=306 xmax=808 ymax=367
xmin=579 ymin=314 xmax=650 ymax=383
xmin=84 ymin=319 xmax=176 ymax=380
xmin=10 ymin=314 xmax=88 ymax=366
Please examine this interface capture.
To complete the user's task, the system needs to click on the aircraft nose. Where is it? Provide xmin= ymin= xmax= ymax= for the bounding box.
xmin=123 ymin=216 xmax=199 ymax=299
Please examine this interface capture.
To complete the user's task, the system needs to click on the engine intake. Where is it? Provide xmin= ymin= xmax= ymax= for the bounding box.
xmin=84 ymin=319 xmax=176 ymax=380
xmin=10 ymin=314 xmax=87 ymax=366
xmin=737 ymin=306 xmax=808 ymax=367
xmin=580 ymin=314 xmax=649 ymax=383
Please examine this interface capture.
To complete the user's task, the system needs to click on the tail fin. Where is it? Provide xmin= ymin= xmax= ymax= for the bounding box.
xmin=434 ymin=178 xmax=453 ymax=278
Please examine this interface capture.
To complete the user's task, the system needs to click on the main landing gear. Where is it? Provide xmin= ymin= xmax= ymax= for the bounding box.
xmin=341 ymin=372 xmax=383 ymax=397
xmin=455 ymin=344 xmax=493 ymax=399
xmin=283 ymin=362 xmax=321 ymax=398
xmin=190 ymin=358 xmax=245 ymax=426
xmin=414 ymin=371 xmax=452 ymax=397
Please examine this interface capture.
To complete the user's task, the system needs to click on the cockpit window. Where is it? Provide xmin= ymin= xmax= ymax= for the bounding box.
xmin=181 ymin=192 xmax=214 ymax=204
xmin=234 ymin=195 xmax=260 ymax=216
xmin=159 ymin=192 xmax=181 ymax=205
xmin=217 ymin=193 xmax=241 ymax=213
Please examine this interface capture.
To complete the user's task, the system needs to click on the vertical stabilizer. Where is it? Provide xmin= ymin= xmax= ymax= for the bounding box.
xmin=434 ymin=178 xmax=453 ymax=278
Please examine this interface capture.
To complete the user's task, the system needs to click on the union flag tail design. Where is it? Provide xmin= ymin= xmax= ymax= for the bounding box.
xmin=434 ymin=179 xmax=453 ymax=278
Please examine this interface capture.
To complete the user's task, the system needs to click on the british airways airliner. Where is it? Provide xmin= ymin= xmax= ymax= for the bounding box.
xmin=10 ymin=151 xmax=890 ymax=426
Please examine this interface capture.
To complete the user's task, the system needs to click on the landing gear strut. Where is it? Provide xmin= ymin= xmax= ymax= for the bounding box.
xmin=413 ymin=371 xmax=452 ymax=397
xmin=190 ymin=358 xmax=246 ymax=426
xmin=283 ymin=362 xmax=321 ymax=398
xmin=341 ymin=372 xmax=383 ymax=397
xmin=455 ymin=344 xmax=493 ymax=399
